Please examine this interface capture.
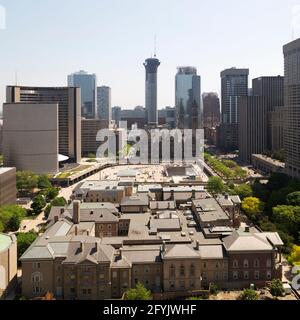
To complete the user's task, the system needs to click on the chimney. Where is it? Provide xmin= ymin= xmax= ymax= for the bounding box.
xmin=95 ymin=242 xmax=98 ymax=251
xmin=245 ymin=226 xmax=250 ymax=233
xmin=73 ymin=200 xmax=81 ymax=224
xmin=225 ymin=193 xmax=229 ymax=200
xmin=87 ymin=230 xmax=90 ymax=236
xmin=80 ymin=241 xmax=84 ymax=252
xmin=196 ymin=240 xmax=200 ymax=251
xmin=54 ymin=215 xmax=59 ymax=223
xmin=75 ymin=226 xmax=78 ymax=236
xmin=162 ymin=241 xmax=166 ymax=252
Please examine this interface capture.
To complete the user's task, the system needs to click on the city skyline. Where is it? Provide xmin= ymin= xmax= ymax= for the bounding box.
xmin=0 ymin=0 xmax=298 ymax=112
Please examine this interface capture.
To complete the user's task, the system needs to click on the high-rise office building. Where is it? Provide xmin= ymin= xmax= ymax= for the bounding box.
xmin=203 ymin=92 xmax=220 ymax=128
xmin=175 ymin=67 xmax=201 ymax=129
xmin=218 ymin=68 xmax=249 ymax=151
xmin=6 ymin=86 xmax=81 ymax=163
xmin=144 ymin=57 xmax=160 ymax=127
xmin=283 ymin=39 xmax=300 ymax=178
xmin=68 ymin=70 xmax=97 ymax=119
xmin=252 ymin=76 xmax=284 ymax=151
xmin=238 ymin=96 xmax=268 ymax=163
xmin=97 ymin=86 xmax=111 ymax=123
xmin=0 ymin=167 xmax=16 ymax=206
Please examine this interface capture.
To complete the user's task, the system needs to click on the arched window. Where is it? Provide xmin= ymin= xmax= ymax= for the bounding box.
xmin=170 ymin=265 xmax=175 ymax=278
xmin=180 ymin=265 xmax=185 ymax=277
xmin=233 ymin=260 xmax=239 ymax=268
xmin=254 ymin=259 xmax=260 ymax=268
xmin=31 ymin=272 xmax=43 ymax=283
xmin=243 ymin=259 xmax=249 ymax=268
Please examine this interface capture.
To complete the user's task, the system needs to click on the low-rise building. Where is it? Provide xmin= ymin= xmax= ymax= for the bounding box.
xmin=120 ymin=195 xmax=149 ymax=213
xmin=0 ymin=167 xmax=17 ymax=206
xmin=252 ymin=154 xmax=285 ymax=175
xmin=0 ymin=233 xmax=17 ymax=299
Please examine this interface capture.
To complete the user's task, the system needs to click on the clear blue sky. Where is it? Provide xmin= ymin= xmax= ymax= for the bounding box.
xmin=0 ymin=0 xmax=299 ymax=110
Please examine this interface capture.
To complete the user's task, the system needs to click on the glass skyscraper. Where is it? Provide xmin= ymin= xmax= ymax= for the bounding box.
xmin=68 ymin=70 xmax=97 ymax=119
xmin=175 ymin=67 xmax=201 ymax=129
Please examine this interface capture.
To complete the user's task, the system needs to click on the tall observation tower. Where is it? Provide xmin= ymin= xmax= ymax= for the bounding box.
xmin=144 ymin=57 xmax=160 ymax=127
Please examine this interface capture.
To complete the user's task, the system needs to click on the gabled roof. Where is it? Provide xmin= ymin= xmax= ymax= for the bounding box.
xmin=163 ymin=244 xmax=200 ymax=259
xmin=223 ymin=230 xmax=274 ymax=252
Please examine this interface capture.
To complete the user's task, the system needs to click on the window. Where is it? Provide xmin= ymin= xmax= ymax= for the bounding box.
xmin=215 ymin=262 xmax=220 ymax=269
xmin=33 ymin=286 xmax=41 ymax=294
xmin=70 ymin=288 xmax=75 ymax=294
xmin=190 ymin=264 xmax=195 ymax=277
xmin=170 ymin=281 xmax=175 ymax=289
xmin=179 ymin=280 xmax=185 ymax=289
xmin=266 ymin=270 xmax=272 ymax=280
xmin=99 ymin=274 xmax=104 ymax=280
xmin=70 ymin=274 xmax=75 ymax=280
xmin=122 ymin=271 xmax=127 ymax=279
xmin=202 ymin=272 xmax=207 ymax=281
xmin=99 ymin=285 xmax=104 ymax=292
xmin=179 ymin=265 xmax=185 ymax=277
xmin=87 ymin=289 xmax=92 ymax=294
xmin=243 ymin=259 xmax=249 ymax=268
xmin=170 ymin=265 xmax=175 ymax=278
xmin=108 ymin=225 xmax=112 ymax=230
xmin=144 ymin=266 xmax=150 ymax=274
xmin=215 ymin=272 xmax=219 ymax=281
xmin=266 ymin=259 xmax=272 ymax=268
xmin=112 ymin=271 xmax=117 ymax=279
xmin=33 ymin=262 xmax=41 ymax=269
xmin=244 ymin=271 xmax=249 ymax=280
xmin=82 ymin=289 xmax=87 ymax=295
xmin=254 ymin=259 xmax=260 ymax=268
xmin=233 ymin=260 xmax=238 ymax=268
xmin=202 ymin=262 xmax=207 ymax=269
xmin=31 ymin=272 xmax=43 ymax=283
xmin=190 ymin=280 xmax=195 ymax=288
xmin=254 ymin=271 xmax=260 ymax=280
xmin=233 ymin=271 xmax=238 ymax=280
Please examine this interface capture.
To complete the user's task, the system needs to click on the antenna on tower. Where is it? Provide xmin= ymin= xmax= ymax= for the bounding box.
xmin=15 ymin=71 xmax=18 ymax=86
xmin=154 ymin=34 xmax=157 ymax=57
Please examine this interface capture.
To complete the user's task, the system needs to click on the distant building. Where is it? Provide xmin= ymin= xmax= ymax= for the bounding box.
xmin=6 ymin=86 xmax=81 ymax=163
xmin=283 ymin=38 xmax=300 ymax=178
xmin=68 ymin=70 xmax=97 ymax=119
xmin=175 ymin=67 xmax=201 ymax=129
xmin=0 ymin=119 xmax=3 ymax=155
xmin=81 ymin=119 xmax=109 ymax=156
xmin=97 ymin=86 xmax=111 ymax=123
xmin=0 ymin=167 xmax=16 ymax=205
xmin=3 ymin=103 xmax=59 ymax=174
xmin=238 ymin=76 xmax=284 ymax=164
xmin=252 ymin=154 xmax=285 ymax=175
xmin=268 ymin=106 xmax=284 ymax=153
xmin=144 ymin=57 xmax=161 ymax=127
xmin=218 ymin=68 xmax=249 ymax=151
xmin=238 ymin=96 xmax=269 ymax=163
xmin=203 ymin=92 xmax=220 ymax=128
xmin=0 ymin=233 xmax=17 ymax=299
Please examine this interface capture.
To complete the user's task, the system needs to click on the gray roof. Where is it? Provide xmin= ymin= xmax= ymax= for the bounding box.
xmin=122 ymin=247 xmax=162 ymax=264
xmin=121 ymin=195 xmax=149 ymax=206
xmin=149 ymin=218 xmax=181 ymax=232
xmin=198 ymin=245 xmax=226 ymax=259
xmin=193 ymin=198 xmax=230 ymax=223
xmin=163 ymin=244 xmax=200 ymax=259
xmin=223 ymin=230 xmax=276 ymax=252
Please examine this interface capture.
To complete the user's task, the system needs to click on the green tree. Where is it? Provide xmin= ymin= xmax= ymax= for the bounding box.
xmin=239 ymin=289 xmax=259 ymax=300
xmin=272 ymin=205 xmax=300 ymax=238
xmin=51 ymin=197 xmax=67 ymax=207
xmin=270 ymin=279 xmax=284 ymax=297
xmin=233 ymin=184 xmax=253 ymax=200
xmin=125 ymin=283 xmax=152 ymax=300
xmin=207 ymin=176 xmax=225 ymax=195
xmin=37 ymin=174 xmax=52 ymax=190
xmin=44 ymin=204 xmax=52 ymax=219
xmin=17 ymin=231 xmax=38 ymax=260
xmin=288 ymin=245 xmax=300 ymax=265
xmin=287 ymin=192 xmax=300 ymax=206
xmin=16 ymin=171 xmax=38 ymax=193
xmin=31 ymin=195 xmax=46 ymax=215
xmin=241 ymin=197 xmax=264 ymax=219
xmin=0 ymin=205 xmax=26 ymax=232
xmin=45 ymin=187 xmax=59 ymax=201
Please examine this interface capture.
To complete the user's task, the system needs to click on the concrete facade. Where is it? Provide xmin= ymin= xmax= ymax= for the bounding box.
xmin=6 ymin=86 xmax=81 ymax=163
xmin=3 ymin=103 xmax=59 ymax=174
xmin=0 ymin=167 xmax=17 ymax=205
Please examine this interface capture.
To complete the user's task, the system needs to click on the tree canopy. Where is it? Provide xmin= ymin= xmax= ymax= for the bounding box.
xmin=207 ymin=176 xmax=225 ymax=195
xmin=239 ymin=289 xmax=259 ymax=300
xmin=125 ymin=283 xmax=152 ymax=300
xmin=241 ymin=197 xmax=264 ymax=219
xmin=0 ymin=205 xmax=26 ymax=232
xmin=31 ymin=195 xmax=46 ymax=215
